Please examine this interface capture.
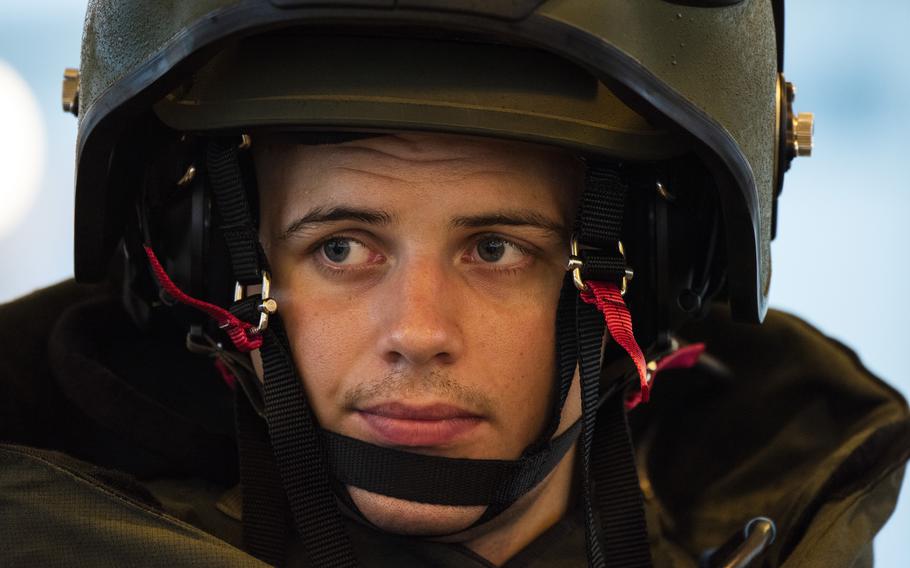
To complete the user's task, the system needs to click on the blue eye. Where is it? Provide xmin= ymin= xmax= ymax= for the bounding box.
xmin=477 ymin=239 xmax=506 ymax=262
xmin=322 ymin=238 xmax=351 ymax=262
xmin=473 ymin=237 xmax=529 ymax=266
xmin=315 ymin=236 xmax=383 ymax=273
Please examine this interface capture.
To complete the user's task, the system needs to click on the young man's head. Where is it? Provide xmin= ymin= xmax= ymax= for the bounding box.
xmin=69 ymin=3 xmax=807 ymax=564
xmin=255 ymin=132 xmax=584 ymax=559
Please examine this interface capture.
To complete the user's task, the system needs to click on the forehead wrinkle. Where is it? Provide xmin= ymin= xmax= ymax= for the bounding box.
xmin=336 ymin=143 xmax=472 ymax=163
xmin=329 ymin=165 xmax=528 ymax=187
xmin=318 ymin=144 xmax=474 ymax=170
xmin=340 ymin=132 xmax=489 ymax=160
xmin=329 ymin=165 xmax=413 ymax=185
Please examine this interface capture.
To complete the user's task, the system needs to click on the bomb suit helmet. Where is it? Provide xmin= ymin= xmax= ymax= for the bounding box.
xmin=71 ymin=0 xmax=811 ymax=324
xmin=65 ymin=1 xmax=813 ymax=566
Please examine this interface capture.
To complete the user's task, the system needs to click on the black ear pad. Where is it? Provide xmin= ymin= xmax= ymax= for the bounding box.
xmin=622 ymin=157 xmax=725 ymax=353
xmin=120 ymin=128 xmax=240 ymax=333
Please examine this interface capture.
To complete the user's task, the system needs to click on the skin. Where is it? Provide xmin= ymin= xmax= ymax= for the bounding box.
xmin=256 ymin=132 xmax=584 ymax=565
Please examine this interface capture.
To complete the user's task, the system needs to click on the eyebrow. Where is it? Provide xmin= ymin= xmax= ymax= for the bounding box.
xmin=279 ymin=206 xmax=394 ymax=240
xmin=451 ymin=210 xmax=567 ymax=238
xmin=279 ymin=206 xmax=567 ymax=241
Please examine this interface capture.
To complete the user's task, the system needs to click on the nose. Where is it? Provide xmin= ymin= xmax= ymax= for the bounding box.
xmin=375 ymin=255 xmax=464 ymax=368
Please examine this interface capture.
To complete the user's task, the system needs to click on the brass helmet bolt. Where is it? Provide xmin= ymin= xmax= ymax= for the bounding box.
xmin=781 ymin=78 xmax=815 ymax=166
xmin=793 ymin=112 xmax=814 ymax=157
xmin=62 ymin=68 xmax=80 ymax=116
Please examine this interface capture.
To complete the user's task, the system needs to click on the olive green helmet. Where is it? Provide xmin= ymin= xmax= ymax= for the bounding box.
xmin=68 ymin=0 xmax=811 ymax=322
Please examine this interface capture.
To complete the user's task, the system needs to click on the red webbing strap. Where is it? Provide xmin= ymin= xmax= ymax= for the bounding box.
xmin=625 ymin=343 xmax=706 ymax=408
xmin=653 ymin=343 xmax=706 ymax=374
xmin=580 ymin=281 xmax=650 ymax=405
xmin=143 ymin=245 xmax=263 ymax=352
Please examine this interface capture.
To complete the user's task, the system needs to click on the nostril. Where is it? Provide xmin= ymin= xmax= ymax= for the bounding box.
xmin=435 ymin=352 xmax=454 ymax=365
xmin=382 ymin=349 xmax=454 ymax=367
xmin=384 ymin=351 xmax=404 ymax=365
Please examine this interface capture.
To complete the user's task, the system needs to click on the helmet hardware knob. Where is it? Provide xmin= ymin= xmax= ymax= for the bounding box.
xmin=793 ymin=112 xmax=814 ymax=157
xmin=61 ymin=68 xmax=80 ymax=116
xmin=259 ymin=298 xmax=278 ymax=315
xmin=782 ymin=79 xmax=815 ymax=163
xmin=234 ymin=272 xmax=277 ymax=334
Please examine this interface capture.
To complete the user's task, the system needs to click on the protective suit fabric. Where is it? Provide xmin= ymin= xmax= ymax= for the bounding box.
xmin=0 ymin=281 xmax=907 ymax=567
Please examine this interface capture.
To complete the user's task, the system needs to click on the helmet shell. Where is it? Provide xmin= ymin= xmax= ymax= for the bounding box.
xmin=75 ymin=0 xmax=779 ymax=322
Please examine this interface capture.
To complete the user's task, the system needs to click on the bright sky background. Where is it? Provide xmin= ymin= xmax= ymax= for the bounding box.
xmin=768 ymin=3 xmax=910 ymax=563
xmin=0 ymin=2 xmax=907 ymax=565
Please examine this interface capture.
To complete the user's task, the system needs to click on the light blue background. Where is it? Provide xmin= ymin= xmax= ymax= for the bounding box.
xmin=1 ymin=2 xmax=906 ymax=564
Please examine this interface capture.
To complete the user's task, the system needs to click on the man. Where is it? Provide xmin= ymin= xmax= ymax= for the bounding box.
xmin=1 ymin=1 xmax=908 ymax=567
xmin=256 ymin=133 xmax=584 ymax=561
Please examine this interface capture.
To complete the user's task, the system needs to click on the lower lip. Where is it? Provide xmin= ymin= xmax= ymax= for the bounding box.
xmin=357 ymin=412 xmax=482 ymax=447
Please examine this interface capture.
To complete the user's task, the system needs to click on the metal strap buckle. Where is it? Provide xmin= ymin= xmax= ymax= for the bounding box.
xmin=233 ymin=271 xmax=278 ymax=334
xmin=567 ymin=235 xmax=634 ymax=295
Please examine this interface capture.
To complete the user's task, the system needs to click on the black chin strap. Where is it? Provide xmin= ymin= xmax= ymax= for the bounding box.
xmin=322 ymin=420 xmax=581 ymax=507
xmin=593 ymin=378 xmax=653 ymax=566
xmin=205 ymin=139 xmax=652 ymax=567
xmin=234 ymin=386 xmax=290 ymax=566
xmin=260 ymin=320 xmax=361 ymax=567
xmin=574 ymin=163 xmax=653 ymax=568
xmin=208 ymin=139 xmax=360 ymax=566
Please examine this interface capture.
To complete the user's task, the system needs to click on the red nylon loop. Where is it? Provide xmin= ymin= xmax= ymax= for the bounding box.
xmin=143 ymin=245 xmax=263 ymax=352
xmin=580 ymin=281 xmax=650 ymax=406
xmin=654 ymin=343 xmax=705 ymax=374
xmin=624 ymin=343 xmax=705 ymax=409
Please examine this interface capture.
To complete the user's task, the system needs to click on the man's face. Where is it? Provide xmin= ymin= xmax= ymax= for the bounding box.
xmin=257 ymin=133 xmax=581 ymax=537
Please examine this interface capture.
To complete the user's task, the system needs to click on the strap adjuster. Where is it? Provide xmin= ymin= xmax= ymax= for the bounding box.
xmin=567 ymin=235 xmax=634 ymax=295
xmin=233 ymin=272 xmax=278 ymax=334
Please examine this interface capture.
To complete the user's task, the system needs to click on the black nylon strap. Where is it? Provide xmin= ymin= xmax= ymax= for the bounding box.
xmin=230 ymin=296 xmax=262 ymax=324
xmin=206 ymin=140 xmax=358 ymax=566
xmin=593 ymin=379 xmax=653 ymax=567
xmin=583 ymin=255 xmax=628 ymax=281
xmin=548 ymin=273 xmax=580 ymax=441
xmin=235 ymin=389 xmax=289 ymax=566
xmin=577 ymin=164 xmax=628 ymax=284
xmin=473 ymin=272 xmax=581 ymax=526
xmin=578 ymin=165 xmax=626 ymax=242
xmin=573 ymin=161 xmax=653 ymax=568
xmin=206 ymin=140 xmax=268 ymax=286
xmin=577 ymin=297 xmax=608 ymax=568
xmin=260 ymin=319 xmax=360 ymax=567
xmin=322 ymin=420 xmax=582 ymax=507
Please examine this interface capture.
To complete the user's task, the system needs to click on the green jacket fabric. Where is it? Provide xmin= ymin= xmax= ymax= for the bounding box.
xmin=1 ymin=281 xmax=908 ymax=567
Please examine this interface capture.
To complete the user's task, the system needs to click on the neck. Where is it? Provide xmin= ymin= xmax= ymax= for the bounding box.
xmin=462 ymin=443 xmax=577 ymax=566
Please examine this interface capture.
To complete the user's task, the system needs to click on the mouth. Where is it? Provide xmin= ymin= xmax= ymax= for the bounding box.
xmin=356 ymin=402 xmax=484 ymax=448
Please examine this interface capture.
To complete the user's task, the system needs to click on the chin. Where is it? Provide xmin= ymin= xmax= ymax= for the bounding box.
xmin=347 ymin=486 xmax=486 ymax=536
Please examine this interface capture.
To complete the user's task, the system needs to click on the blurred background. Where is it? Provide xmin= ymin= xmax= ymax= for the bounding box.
xmin=0 ymin=1 xmax=907 ymax=564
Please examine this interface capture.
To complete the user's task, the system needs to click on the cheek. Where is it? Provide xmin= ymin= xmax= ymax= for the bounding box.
xmin=273 ymin=275 xmax=373 ymax=427
xmin=466 ymin=292 xmax=558 ymax=443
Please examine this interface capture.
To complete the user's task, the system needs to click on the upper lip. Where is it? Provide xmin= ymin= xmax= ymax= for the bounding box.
xmin=358 ymin=402 xmax=481 ymax=421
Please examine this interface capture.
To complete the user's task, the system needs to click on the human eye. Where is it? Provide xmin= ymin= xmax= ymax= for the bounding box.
xmin=316 ymin=236 xmax=382 ymax=270
xmin=465 ymin=235 xmax=532 ymax=270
